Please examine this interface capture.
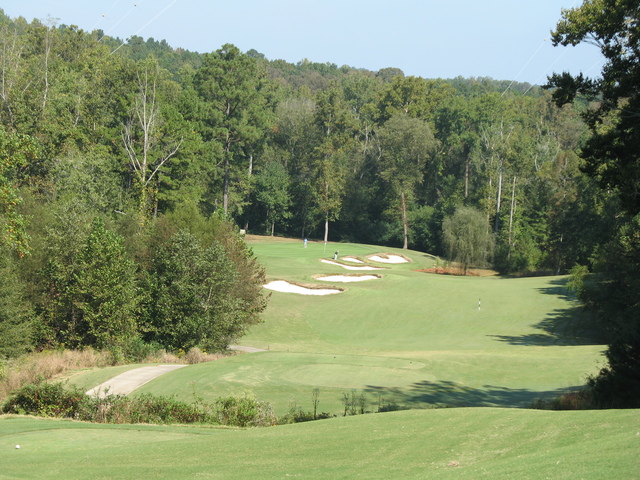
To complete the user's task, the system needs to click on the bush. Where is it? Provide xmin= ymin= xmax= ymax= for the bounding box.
xmin=78 ymin=393 xmax=211 ymax=424
xmin=377 ymin=402 xmax=411 ymax=413
xmin=280 ymin=399 xmax=333 ymax=424
xmin=215 ymin=393 xmax=277 ymax=427
xmin=530 ymin=389 xmax=594 ymax=410
xmin=2 ymin=379 xmax=86 ymax=417
xmin=184 ymin=347 xmax=206 ymax=364
xmin=121 ymin=338 xmax=165 ymax=363
xmin=3 ymin=381 xmax=277 ymax=427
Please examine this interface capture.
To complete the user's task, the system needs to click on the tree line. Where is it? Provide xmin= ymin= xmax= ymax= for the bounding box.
xmin=0 ymin=6 xmax=632 ymax=408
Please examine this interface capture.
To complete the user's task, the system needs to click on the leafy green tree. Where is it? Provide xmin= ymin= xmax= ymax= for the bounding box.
xmin=547 ymin=0 xmax=640 ymax=216
xmin=0 ymin=253 xmax=32 ymax=358
xmin=37 ymin=210 xmax=138 ymax=349
xmin=0 ymin=127 xmax=40 ymax=257
xmin=546 ymin=0 xmax=640 ymax=407
xmin=147 ymin=229 xmax=265 ymax=351
xmin=376 ymin=76 xmax=455 ymax=123
xmin=254 ymin=159 xmax=291 ymax=236
xmin=271 ymin=95 xmax=319 ymax=238
xmin=378 ymin=114 xmax=438 ymax=249
xmin=442 ymin=206 xmax=494 ymax=274
xmin=74 ymin=218 xmax=139 ymax=348
xmin=313 ymin=85 xmax=355 ymax=243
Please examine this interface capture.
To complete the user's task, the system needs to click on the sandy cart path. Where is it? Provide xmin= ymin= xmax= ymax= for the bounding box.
xmin=85 ymin=365 xmax=188 ymax=397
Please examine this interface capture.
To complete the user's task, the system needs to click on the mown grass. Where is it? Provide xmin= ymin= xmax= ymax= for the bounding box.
xmin=4 ymin=238 xmax=635 ymax=477
xmin=84 ymin=239 xmax=606 ymax=415
xmin=2 ymin=408 xmax=638 ymax=479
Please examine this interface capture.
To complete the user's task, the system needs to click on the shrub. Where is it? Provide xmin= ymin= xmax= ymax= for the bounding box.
xmin=184 ymin=347 xmax=206 ymax=364
xmin=378 ymin=402 xmax=411 ymax=413
xmin=215 ymin=393 xmax=277 ymax=427
xmin=2 ymin=379 xmax=86 ymax=417
xmin=530 ymin=389 xmax=594 ymax=410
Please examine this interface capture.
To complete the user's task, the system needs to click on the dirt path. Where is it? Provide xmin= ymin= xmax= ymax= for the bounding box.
xmin=85 ymin=365 xmax=188 ymax=398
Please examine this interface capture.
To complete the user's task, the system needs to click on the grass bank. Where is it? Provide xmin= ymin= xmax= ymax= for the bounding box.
xmin=1 ymin=408 xmax=637 ymax=479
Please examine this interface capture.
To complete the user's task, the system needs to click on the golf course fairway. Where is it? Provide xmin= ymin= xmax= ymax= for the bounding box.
xmin=20 ymin=238 xmax=637 ymax=478
xmin=75 ymin=238 xmax=606 ymax=415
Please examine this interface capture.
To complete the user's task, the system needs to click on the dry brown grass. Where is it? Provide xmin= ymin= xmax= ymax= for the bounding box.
xmin=0 ymin=349 xmax=113 ymax=401
xmin=0 ymin=347 xmax=226 ymax=402
xmin=183 ymin=347 xmax=226 ymax=365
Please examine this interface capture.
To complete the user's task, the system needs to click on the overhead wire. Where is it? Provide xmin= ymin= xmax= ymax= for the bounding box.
xmin=502 ymin=1 xmax=595 ymax=96
xmin=104 ymin=1 xmax=141 ymax=41
xmin=90 ymin=0 xmax=125 ymax=32
xmin=501 ymin=39 xmax=547 ymax=96
xmin=111 ymin=0 xmax=180 ymax=54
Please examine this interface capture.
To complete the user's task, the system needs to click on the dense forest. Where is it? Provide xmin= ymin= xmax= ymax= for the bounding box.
xmin=0 ymin=4 xmax=636 ymax=406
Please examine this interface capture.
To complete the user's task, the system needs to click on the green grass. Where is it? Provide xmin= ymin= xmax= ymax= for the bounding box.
xmin=2 ymin=408 xmax=638 ymax=479
xmin=109 ymin=239 xmax=605 ymax=414
xmin=12 ymin=238 xmax=633 ymax=477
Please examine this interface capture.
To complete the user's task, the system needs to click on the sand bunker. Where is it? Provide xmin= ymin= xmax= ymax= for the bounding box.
xmin=316 ymin=274 xmax=380 ymax=283
xmin=342 ymin=256 xmax=364 ymax=263
xmin=321 ymin=259 xmax=384 ymax=270
xmin=264 ymin=280 xmax=342 ymax=295
xmin=368 ymin=254 xmax=409 ymax=264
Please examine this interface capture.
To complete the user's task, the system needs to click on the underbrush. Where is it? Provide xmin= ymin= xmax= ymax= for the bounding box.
xmin=2 ymin=380 xmax=424 ymax=427
xmin=530 ymin=389 xmax=595 ymax=410
xmin=0 ymin=346 xmax=225 ymax=403
xmin=278 ymin=389 xmax=413 ymax=424
xmin=2 ymin=380 xmax=276 ymax=427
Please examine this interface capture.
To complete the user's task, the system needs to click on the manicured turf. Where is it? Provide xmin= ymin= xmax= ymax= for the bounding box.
xmin=112 ymin=239 xmax=605 ymax=414
xmin=2 ymin=408 xmax=638 ymax=479
xmin=8 ymin=238 xmax=637 ymax=477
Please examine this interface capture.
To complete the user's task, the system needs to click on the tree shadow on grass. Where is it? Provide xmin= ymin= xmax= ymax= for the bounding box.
xmin=489 ymin=277 xmax=607 ymax=347
xmin=365 ymin=380 xmax=576 ymax=409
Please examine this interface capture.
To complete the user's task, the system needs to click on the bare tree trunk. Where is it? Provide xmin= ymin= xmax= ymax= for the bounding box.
xmin=487 ymin=177 xmax=492 ymax=222
xmin=464 ymin=156 xmax=469 ymax=199
xmin=494 ymin=166 xmax=503 ymax=234
xmin=223 ymin=152 xmax=230 ymax=214
xmin=401 ymin=191 xmax=408 ymax=249
xmin=41 ymin=25 xmax=52 ymax=116
xmin=0 ymin=27 xmax=22 ymax=128
xmin=122 ymin=66 xmax=182 ymax=219
xmin=324 ymin=217 xmax=329 ymax=244
xmin=508 ymin=176 xmax=516 ymax=260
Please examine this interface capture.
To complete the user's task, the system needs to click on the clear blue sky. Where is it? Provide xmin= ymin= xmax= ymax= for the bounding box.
xmin=2 ymin=0 xmax=603 ymax=85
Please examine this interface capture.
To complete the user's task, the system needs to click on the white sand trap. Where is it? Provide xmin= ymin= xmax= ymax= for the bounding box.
xmin=316 ymin=274 xmax=380 ymax=283
xmin=342 ymin=256 xmax=364 ymax=263
xmin=368 ymin=254 xmax=409 ymax=264
xmin=321 ymin=259 xmax=384 ymax=270
xmin=264 ymin=280 xmax=342 ymax=295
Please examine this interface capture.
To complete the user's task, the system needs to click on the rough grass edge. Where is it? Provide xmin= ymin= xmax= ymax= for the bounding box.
xmin=0 ymin=347 xmax=225 ymax=403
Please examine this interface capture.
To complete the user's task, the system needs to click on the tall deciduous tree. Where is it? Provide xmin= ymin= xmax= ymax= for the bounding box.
xmin=313 ymin=85 xmax=355 ymax=243
xmin=255 ymin=159 xmax=291 ymax=236
xmin=546 ymin=0 xmax=640 ymax=407
xmin=378 ymin=114 xmax=437 ymax=249
xmin=147 ymin=229 xmax=265 ymax=351
xmin=75 ymin=218 xmax=139 ymax=348
xmin=122 ymin=60 xmax=183 ymax=219
xmin=39 ymin=213 xmax=138 ymax=349
xmin=442 ymin=206 xmax=494 ymax=275
xmin=0 ymin=127 xmax=39 ymax=256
